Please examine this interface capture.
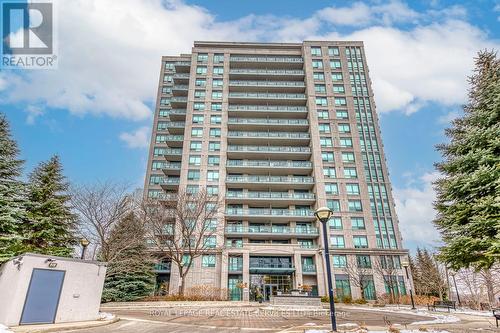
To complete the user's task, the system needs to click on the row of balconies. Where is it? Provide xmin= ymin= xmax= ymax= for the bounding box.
xmin=159 ymin=106 xmax=308 ymax=120
xmin=225 ymin=225 xmax=318 ymax=236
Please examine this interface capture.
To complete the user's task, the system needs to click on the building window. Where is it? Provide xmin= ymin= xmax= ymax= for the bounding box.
xmin=357 ymin=255 xmax=371 ymax=268
xmin=346 ymin=183 xmax=360 ymax=195
xmin=342 ymin=152 xmax=355 ymax=163
xmin=207 ymin=186 xmax=219 ymax=196
xmin=322 ymin=152 xmax=334 ymax=162
xmin=317 ymin=110 xmax=329 ymax=120
xmin=320 ymin=137 xmax=333 ymax=148
xmin=187 ymin=169 xmax=200 ymax=181
xmin=193 ymin=102 xmax=205 ymax=111
xmin=313 ymin=72 xmax=325 ymax=81
xmin=318 ymin=123 xmax=331 ymax=133
xmin=338 ymin=124 xmax=351 ymax=133
xmin=210 ymin=128 xmax=221 ymax=137
xmin=210 ymin=115 xmax=222 ymax=124
xmin=325 ymin=183 xmax=339 ymax=195
xmin=333 ymin=85 xmax=345 ymax=93
xmin=191 ymin=127 xmax=203 ymax=137
xmin=348 ymin=200 xmax=363 ymax=212
xmin=213 ymin=66 xmax=224 ymax=75
xmin=209 ymin=141 xmax=220 ymax=151
xmin=351 ymin=217 xmax=365 ymax=230
xmin=339 ymin=138 xmax=353 ymax=148
xmin=155 ymin=135 xmax=167 ymax=143
xmin=208 ymin=89 xmax=222 ymax=99
xmin=323 ymin=167 xmax=336 ymax=178
xmin=327 ymin=199 xmax=340 ymax=212
xmin=328 ymin=47 xmax=340 ymax=56
xmin=330 ymin=60 xmax=341 ymax=69
xmin=197 ymin=53 xmax=208 ymax=62
xmin=190 ymin=141 xmax=202 ymax=151
xmin=331 ymin=72 xmax=343 ymax=81
xmin=192 ymin=115 xmax=204 ymax=124
xmin=329 ymin=217 xmax=342 ymax=230
xmin=151 ymin=161 xmax=166 ymax=170
xmin=195 ymin=78 xmax=206 ymax=86
xmin=312 ymin=60 xmax=323 ymax=69
xmin=335 ymin=97 xmax=347 ymax=106
xmin=202 ymin=254 xmax=216 ymax=267
xmin=204 ymin=236 xmax=217 ymax=248
xmin=187 ymin=185 xmax=199 ymax=194
xmin=331 ymin=235 xmax=345 ymax=248
xmin=353 ymin=236 xmax=368 ymax=248
xmin=194 ymin=90 xmax=206 ymax=99
xmin=315 ymin=84 xmax=326 ymax=93
xmin=189 ymin=155 xmax=201 ymax=166
xmin=212 ymin=79 xmax=223 ymax=87
xmin=333 ymin=255 xmax=347 ymax=268
xmin=196 ymin=66 xmax=207 ymax=74
xmin=344 ymin=167 xmax=357 ymax=178
xmin=208 ymin=155 xmax=220 ymax=166
xmin=211 ymin=103 xmax=222 ymax=111
xmin=311 ymin=46 xmax=322 ymax=56
xmin=207 ymin=170 xmax=219 ymax=181
xmin=316 ymin=97 xmax=328 ymax=106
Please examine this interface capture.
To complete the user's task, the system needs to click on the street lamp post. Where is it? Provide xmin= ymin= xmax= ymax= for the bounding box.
xmin=79 ymin=238 xmax=90 ymax=260
xmin=314 ymin=207 xmax=337 ymax=332
xmin=401 ymin=257 xmax=416 ymax=310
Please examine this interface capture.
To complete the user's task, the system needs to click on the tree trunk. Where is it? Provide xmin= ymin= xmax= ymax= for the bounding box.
xmin=482 ymin=269 xmax=495 ymax=304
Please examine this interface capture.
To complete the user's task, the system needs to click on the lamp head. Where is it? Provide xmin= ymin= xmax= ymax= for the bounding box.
xmin=314 ymin=206 xmax=333 ymax=223
xmin=80 ymin=238 xmax=90 ymax=247
xmin=401 ymin=257 xmax=410 ymax=268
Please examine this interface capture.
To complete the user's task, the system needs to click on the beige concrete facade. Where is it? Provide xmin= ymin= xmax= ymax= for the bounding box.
xmin=144 ymin=41 xmax=410 ymax=301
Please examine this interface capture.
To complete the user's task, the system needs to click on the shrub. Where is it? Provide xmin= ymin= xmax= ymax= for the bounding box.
xmin=321 ymin=295 xmax=329 ymax=303
xmin=353 ymin=298 xmax=368 ymax=304
xmin=140 ymin=285 xmax=228 ymax=301
xmin=342 ymin=295 xmax=352 ymax=304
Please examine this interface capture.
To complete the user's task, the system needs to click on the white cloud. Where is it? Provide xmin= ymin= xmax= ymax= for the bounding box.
xmin=24 ymin=105 xmax=44 ymax=125
xmin=393 ymin=171 xmax=442 ymax=247
xmin=0 ymin=0 xmax=498 ymax=119
xmin=119 ymin=126 xmax=150 ymax=149
xmin=438 ymin=110 xmax=461 ymax=125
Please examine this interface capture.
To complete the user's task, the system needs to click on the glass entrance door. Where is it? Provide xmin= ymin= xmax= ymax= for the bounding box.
xmin=264 ymin=284 xmax=278 ymax=301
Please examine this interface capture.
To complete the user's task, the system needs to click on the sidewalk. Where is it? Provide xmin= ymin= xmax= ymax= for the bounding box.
xmin=9 ymin=317 xmax=119 ymax=333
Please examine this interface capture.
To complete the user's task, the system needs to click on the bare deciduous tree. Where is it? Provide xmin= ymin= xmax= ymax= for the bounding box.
xmin=71 ymin=182 xmax=132 ymax=261
xmin=373 ymin=256 xmax=401 ymax=303
xmin=343 ymin=256 xmax=372 ymax=300
xmin=139 ymin=189 xmax=223 ymax=296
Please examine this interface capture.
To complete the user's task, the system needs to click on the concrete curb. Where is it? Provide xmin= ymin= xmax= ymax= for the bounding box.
xmin=9 ymin=317 xmax=119 ymax=333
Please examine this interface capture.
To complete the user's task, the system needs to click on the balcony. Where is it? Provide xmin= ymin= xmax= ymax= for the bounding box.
xmin=229 ymin=80 xmax=305 ymax=93
xmin=225 ymin=208 xmax=315 ymax=222
xmin=166 ymin=109 xmax=186 ymax=120
xmin=230 ymin=56 xmax=303 ymax=64
xmin=160 ymin=178 xmax=180 ymax=190
xmin=173 ymin=73 xmax=190 ymax=83
xmin=170 ymin=96 xmax=187 ymax=107
xmin=162 ymin=162 xmax=181 ymax=175
xmin=227 ymin=145 xmax=311 ymax=159
xmin=227 ymin=131 xmax=310 ymax=145
xmin=226 ymin=175 xmax=314 ymax=190
xmin=229 ymin=69 xmax=304 ymax=79
xmin=172 ymin=85 xmax=189 ymax=96
xmin=164 ymin=135 xmax=184 ymax=147
xmin=174 ymin=61 xmax=190 ymax=73
xmin=228 ymin=105 xmax=308 ymax=118
xmin=302 ymin=264 xmax=317 ymax=274
xmin=163 ymin=148 xmax=183 ymax=161
xmin=225 ymin=225 xmax=318 ymax=238
xmin=165 ymin=121 xmax=185 ymax=134
xmin=249 ymin=261 xmax=295 ymax=274
xmin=227 ymin=118 xmax=309 ymax=131
xmin=226 ymin=191 xmax=315 ymax=205
xmin=228 ymin=92 xmax=306 ymax=105
xmin=154 ymin=262 xmax=172 ymax=273
xmin=226 ymin=159 xmax=312 ymax=175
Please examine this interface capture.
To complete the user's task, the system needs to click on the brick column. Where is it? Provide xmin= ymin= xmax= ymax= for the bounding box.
xmin=242 ymin=251 xmax=250 ymax=301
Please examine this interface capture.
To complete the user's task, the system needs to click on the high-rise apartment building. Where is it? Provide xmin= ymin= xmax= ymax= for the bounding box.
xmin=144 ymin=41 xmax=409 ymax=301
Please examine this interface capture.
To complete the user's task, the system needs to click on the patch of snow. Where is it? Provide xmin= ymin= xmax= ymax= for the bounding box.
xmin=0 ymin=324 xmax=13 ymax=333
xmin=98 ymin=312 xmax=115 ymax=320
xmin=411 ymin=313 xmax=460 ymax=325
xmin=304 ymin=330 xmax=329 ymax=333
xmin=304 ymin=322 xmax=318 ymax=326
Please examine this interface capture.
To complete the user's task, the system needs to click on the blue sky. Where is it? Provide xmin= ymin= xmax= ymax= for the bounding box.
xmin=1 ymin=0 xmax=499 ymax=251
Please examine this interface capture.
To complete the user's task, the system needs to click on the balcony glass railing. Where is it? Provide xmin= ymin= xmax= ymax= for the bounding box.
xmin=229 ymin=92 xmax=306 ymax=99
xmin=225 ymin=208 xmax=315 ymax=217
xmin=226 ymin=191 xmax=315 ymax=200
xmin=230 ymin=56 xmax=303 ymax=63
xmin=227 ymin=131 xmax=310 ymax=139
xmin=230 ymin=69 xmax=304 ymax=75
xmin=166 ymin=135 xmax=184 ymax=141
xmin=173 ymin=73 xmax=190 ymax=79
xmin=225 ymin=225 xmax=318 ymax=234
xmin=172 ymin=85 xmax=189 ymax=90
xmin=249 ymin=262 xmax=294 ymax=269
xmin=164 ymin=163 xmax=181 ymax=169
xmin=169 ymin=109 xmax=187 ymax=114
xmin=302 ymin=264 xmax=316 ymax=273
xmin=226 ymin=160 xmax=312 ymax=168
xmin=166 ymin=122 xmax=185 ymax=127
xmin=229 ymin=80 xmax=305 ymax=87
xmin=228 ymin=105 xmax=307 ymax=112
xmin=174 ymin=61 xmax=190 ymax=66
xmin=227 ymin=145 xmax=311 ymax=153
xmin=171 ymin=97 xmax=187 ymax=102
xmin=226 ymin=175 xmax=314 ymax=183
xmin=154 ymin=263 xmax=172 ymax=271
xmin=163 ymin=178 xmax=180 ymax=185
xmin=298 ymin=243 xmax=318 ymax=249
xmin=164 ymin=148 xmax=183 ymax=155
xmin=228 ymin=118 xmax=308 ymax=125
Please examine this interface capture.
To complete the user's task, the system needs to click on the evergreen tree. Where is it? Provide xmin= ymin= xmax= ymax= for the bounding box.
xmin=23 ymin=155 xmax=77 ymax=256
xmin=0 ymin=114 xmax=27 ymax=263
xmin=102 ymin=212 xmax=155 ymax=302
xmin=434 ymin=51 xmax=500 ymax=270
